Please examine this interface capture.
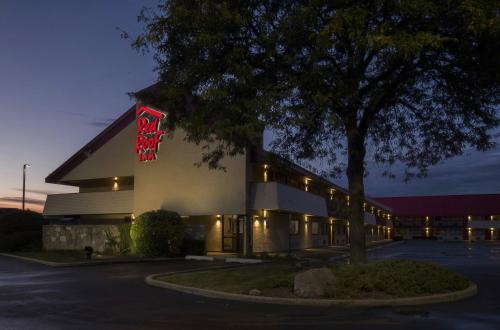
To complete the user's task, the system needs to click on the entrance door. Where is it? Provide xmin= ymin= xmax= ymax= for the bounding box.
xmin=223 ymin=215 xmax=240 ymax=252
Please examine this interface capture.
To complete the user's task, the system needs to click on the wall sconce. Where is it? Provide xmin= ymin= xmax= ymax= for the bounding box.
xmin=304 ymin=178 xmax=310 ymax=192
xmin=112 ymin=177 xmax=119 ymax=191
xmin=263 ymin=164 xmax=268 ymax=182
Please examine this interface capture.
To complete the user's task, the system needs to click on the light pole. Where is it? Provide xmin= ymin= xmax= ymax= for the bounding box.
xmin=22 ymin=164 xmax=30 ymax=211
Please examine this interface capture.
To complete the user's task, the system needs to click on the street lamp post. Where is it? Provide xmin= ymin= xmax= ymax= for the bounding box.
xmin=22 ymin=164 xmax=30 ymax=211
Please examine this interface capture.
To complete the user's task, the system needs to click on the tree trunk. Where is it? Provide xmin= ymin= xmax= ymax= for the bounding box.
xmin=346 ymin=129 xmax=367 ymax=264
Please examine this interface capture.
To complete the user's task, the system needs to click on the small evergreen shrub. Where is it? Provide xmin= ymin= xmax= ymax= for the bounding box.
xmin=130 ymin=210 xmax=185 ymax=257
xmin=0 ymin=210 xmax=43 ymax=252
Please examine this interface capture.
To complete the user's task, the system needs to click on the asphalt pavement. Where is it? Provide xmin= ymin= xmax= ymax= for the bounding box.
xmin=1 ymin=241 xmax=499 ymax=330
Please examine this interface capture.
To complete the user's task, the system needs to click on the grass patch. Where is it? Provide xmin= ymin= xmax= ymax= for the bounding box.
xmin=158 ymin=259 xmax=470 ymax=299
xmin=159 ymin=263 xmax=297 ymax=294
xmin=330 ymin=259 xmax=470 ymax=298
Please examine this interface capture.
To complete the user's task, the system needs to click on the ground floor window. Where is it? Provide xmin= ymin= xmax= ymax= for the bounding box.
xmin=290 ymin=220 xmax=299 ymax=234
xmin=311 ymin=222 xmax=319 ymax=235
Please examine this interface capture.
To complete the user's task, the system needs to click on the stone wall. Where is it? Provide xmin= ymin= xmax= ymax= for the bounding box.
xmin=43 ymin=225 xmax=120 ymax=252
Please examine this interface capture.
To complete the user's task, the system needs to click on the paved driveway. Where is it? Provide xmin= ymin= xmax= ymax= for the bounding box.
xmin=1 ymin=241 xmax=499 ymax=330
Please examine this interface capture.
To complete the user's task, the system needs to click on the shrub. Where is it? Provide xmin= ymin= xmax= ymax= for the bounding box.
xmin=330 ymin=259 xmax=470 ymax=298
xmin=104 ymin=224 xmax=133 ymax=255
xmin=130 ymin=210 xmax=185 ymax=257
xmin=0 ymin=210 xmax=43 ymax=252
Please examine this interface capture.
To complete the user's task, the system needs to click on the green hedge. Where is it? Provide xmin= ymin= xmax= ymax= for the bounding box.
xmin=130 ymin=210 xmax=185 ymax=257
xmin=0 ymin=210 xmax=43 ymax=252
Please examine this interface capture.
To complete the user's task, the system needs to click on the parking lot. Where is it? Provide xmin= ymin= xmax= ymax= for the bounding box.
xmin=1 ymin=241 xmax=499 ymax=330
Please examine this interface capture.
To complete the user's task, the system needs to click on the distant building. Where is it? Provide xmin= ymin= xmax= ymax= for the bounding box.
xmin=374 ymin=195 xmax=500 ymax=241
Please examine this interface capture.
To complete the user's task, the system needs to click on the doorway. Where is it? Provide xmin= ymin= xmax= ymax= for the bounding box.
xmin=222 ymin=215 xmax=242 ymax=252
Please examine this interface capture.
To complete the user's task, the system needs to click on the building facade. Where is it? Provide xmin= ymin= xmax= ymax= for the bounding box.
xmin=375 ymin=195 xmax=500 ymax=241
xmin=43 ymin=102 xmax=393 ymax=253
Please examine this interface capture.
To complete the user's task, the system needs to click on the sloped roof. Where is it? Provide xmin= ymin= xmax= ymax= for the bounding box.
xmin=45 ymin=105 xmax=136 ymax=184
xmin=374 ymin=194 xmax=500 ymax=217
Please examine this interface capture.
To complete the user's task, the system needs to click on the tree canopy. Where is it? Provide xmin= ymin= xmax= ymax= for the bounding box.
xmin=130 ymin=0 xmax=500 ymax=262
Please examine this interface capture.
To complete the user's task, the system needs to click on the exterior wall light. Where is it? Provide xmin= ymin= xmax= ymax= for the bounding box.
xmin=112 ymin=177 xmax=119 ymax=191
xmin=304 ymin=178 xmax=310 ymax=192
xmin=263 ymin=164 xmax=268 ymax=182
xmin=468 ymin=215 xmax=472 ymax=221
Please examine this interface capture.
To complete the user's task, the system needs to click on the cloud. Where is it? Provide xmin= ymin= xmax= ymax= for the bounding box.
xmin=89 ymin=118 xmax=116 ymax=127
xmin=58 ymin=110 xmax=116 ymax=127
xmin=10 ymin=188 xmax=63 ymax=196
xmin=0 ymin=196 xmax=46 ymax=206
xmin=364 ymin=144 xmax=500 ymax=197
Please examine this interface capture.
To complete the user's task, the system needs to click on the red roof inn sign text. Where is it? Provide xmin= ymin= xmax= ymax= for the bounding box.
xmin=135 ymin=106 xmax=166 ymax=162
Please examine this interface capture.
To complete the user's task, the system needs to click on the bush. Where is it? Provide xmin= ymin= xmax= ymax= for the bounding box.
xmin=330 ymin=259 xmax=470 ymax=298
xmin=0 ymin=210 xmax=43 ymax=252
xmin=104 ymin=224 xmax=133 ymax=255
xmin=130 ymin=210 xmax=185 ymax=257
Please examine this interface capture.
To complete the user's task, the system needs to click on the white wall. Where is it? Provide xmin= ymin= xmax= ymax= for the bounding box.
xmin=133 ymin=129 xmax=247 ymax=216
xmin=61 ymin=124 xmax=136 ymax=181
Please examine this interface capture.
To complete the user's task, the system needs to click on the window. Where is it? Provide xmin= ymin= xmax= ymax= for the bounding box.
xmin=290 ymin=220 xmax=299 ymax=235
xmin=311 ymin=222 xmax=319 ymax=235
xmin=321 ymin=223 xmax=327 ymax=235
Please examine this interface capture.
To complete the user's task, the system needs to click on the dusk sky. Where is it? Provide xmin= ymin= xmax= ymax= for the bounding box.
xmin=1 ymin=1 xmax=498 ymax=213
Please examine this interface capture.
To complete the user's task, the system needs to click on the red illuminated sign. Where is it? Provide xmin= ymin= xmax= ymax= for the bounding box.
xmin=135 ymin=105 xmax=166 ymax=162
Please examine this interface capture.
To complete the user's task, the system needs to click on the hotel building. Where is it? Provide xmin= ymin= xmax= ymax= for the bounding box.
xmin=42 ymin=101 xmax=393 ymax=254
xmin=375 ymin=195 xmax=500 ymax=241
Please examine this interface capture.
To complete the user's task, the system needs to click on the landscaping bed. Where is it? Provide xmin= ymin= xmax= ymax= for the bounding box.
xmin=158 ymin=259 xmax=470 ymax=299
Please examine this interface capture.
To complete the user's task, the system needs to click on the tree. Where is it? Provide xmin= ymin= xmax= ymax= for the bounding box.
xmin=129 ymin=0 xmax=500 ymax=263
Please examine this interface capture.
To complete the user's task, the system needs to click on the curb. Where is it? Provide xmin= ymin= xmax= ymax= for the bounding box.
xmin=226 ymin=257 xmax=263 ymax=264
xmin=145 ymin=273 xmax=477 ymax=307
xmin=0 ymin=253 xmax=184 ymax=267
